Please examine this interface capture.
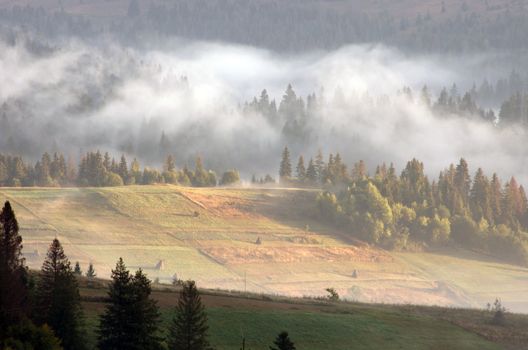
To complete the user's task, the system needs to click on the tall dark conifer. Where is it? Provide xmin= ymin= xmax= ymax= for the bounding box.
xmin=98 ymin=258 xmax=161 ymax=350
xmin=270 ymin=331 xmax=296 ymax=350
xmin=279 ymin=147 xmax=292 ymax=181
xmin=168 ymin=280 xmax=211 ymax=350
xmin=130 ymin=269 xmax=162 ymax=350
xmin=98 ymin=258 xmax=134 ymax=350
xmin=35 ymin=239 xmax=84 ymax=350
xmin=0 ymin=201 xmax=27 ymax=332
xmin=296 ymin=156 xmax=306 ymax=181
xmin=306 ymin=158 xmax=317 ymax=183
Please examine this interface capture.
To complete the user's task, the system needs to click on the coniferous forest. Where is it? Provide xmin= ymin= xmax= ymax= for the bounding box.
xmin=275 ymin=147 xmax=528 ymax=265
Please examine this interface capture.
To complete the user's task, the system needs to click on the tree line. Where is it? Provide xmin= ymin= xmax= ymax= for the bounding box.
xmin=0 ymin=152 xmax=240 ymax=188
xmin=279 ymin=148 xmax=528 ymax=265
xmin=0 ymin=201 xmax=296 ymax=349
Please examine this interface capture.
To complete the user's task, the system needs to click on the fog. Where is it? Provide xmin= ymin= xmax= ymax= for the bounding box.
xmin=1 ymin=37 xmax=527 ymax=182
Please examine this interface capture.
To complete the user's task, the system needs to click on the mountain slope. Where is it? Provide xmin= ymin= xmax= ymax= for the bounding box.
xmin=2 ymin=185 xmax=528 ymax=312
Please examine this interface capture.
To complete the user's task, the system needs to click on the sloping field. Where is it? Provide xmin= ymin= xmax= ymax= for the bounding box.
xmin=1 ymin=185 xmax=528 ymax=312
xmin=79 ymin=284 xmax=520 ymax=350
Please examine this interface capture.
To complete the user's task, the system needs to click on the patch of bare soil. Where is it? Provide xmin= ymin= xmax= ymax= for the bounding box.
xmin=180 ymin=190 xmax=261 ymax=219
xmin=199 ymin=245 xmax=393 ymax=264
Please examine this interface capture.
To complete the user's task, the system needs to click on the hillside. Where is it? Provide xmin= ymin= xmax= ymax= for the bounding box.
xmin=78 ymin=280 xmax=528 ymax=350
xmin=1 ymin=0 xmax=527 ymax=53
xmin=2 ymin=185 xmax=528 ymax=313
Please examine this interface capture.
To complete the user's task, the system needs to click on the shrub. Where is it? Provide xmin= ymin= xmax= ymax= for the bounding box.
xmin=487 ymin=298 xmax=507 ymax=325
xmin=220 ymin=170 xmax=240 ymax=186
xmin=325 ymin=288 xmax=339 ymax=302
xmin=104 ymin=172 xmax=124 ymax=186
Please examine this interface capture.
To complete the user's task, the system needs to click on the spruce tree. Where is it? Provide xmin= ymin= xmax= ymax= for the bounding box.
xmin=270 ymin=331 xmax=296 ymax=350
xmin=279 ymin=147 xmax=292 ymax=181
xmin=119 ymin=155 xmax=129 ymax=183
xmin=35 ymin=239 xmax=84 ymax=350
xmin=306 ymin=158 xmax=317 ymax=184
xmin=131 ymin=269 xmax=162 ymax=349
xmin=86 ymin=262 xmax=96 ymax=278
xmin=314 ymin=149 xmax=325 ymax=181
xmin=74 ymin=261 xmax=82 ymax=275
xmin=296 ymin=156 xmax=306 ymax=181
xmin=0 ymin=201 xmax=28 ymax=331
xmin=165 ymin=155 xmax=176 ymax=172
xmin=168 ymin=280 xmax=211 ymax=350
xmin=98 ymin=258 xmax=134 ymax=350
xmin=98 ymin=259 xmax=162 ymax=350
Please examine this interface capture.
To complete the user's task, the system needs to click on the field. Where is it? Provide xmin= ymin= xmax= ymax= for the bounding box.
xmin=1 ymin=185 xmax=528 ymax=314
xmin=79 ymin=281 xmax=528 ymax=350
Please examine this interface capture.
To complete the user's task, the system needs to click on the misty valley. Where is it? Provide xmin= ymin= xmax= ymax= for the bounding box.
xmin=1 ymin=1 xmax=528 ymax=350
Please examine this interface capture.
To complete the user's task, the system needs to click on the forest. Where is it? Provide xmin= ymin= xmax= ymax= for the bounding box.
xmin=3 ymin=0 xmax=528 ymax=54
xmin=0 ymin=151 xmax=240 ymax=188
xmin=277 ymin=147 xmax=528 ymax=265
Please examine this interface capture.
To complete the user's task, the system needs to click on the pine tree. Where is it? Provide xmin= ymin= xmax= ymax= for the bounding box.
xmin=168 ymin=280 xmax=211 ymax=350
xmin=454 ymin=158 xmax=471 ymax=209
xmin=86 ymin=263 xmax=96 ymax=278
xmin=314 ymin=149 xmax=325 ymax=181
xmin=130 ymin=269 xmax=162 ymax=349
xmin=352 ymin=160 xmax=367 ymax=181
xmin=0 ymin=201 xmax=28 ymax=331
xmin=119 ymin=155 xmax=129 ymax=183
xmin=279 ymin=147 xmax=292 ymax=181
xmin=165 ymin=155 xmax=176 ymax=172
xmin=35 ymin=239 xmax=84 ymax=350
xmin=74 ymin=261 xmax=82 ymax=275
xmin=296 ymin=156 xmax=306 ymax=181
xmin=490 ymin=173 xmax=502 ymax=223
xmin=98 ymin=258 xmax=134 ymax=349
xmin=270 ymin=331 xmax=296 ymax=350
xmin=103 ymin=152 xmax=111 ymax=171
xmin=98 ymin=259 xmax=161 ymax=350
xmin=306 ymin=158 xmax=317 ymax=184
xmin=469 ymin=168 xmax=492 ymax=224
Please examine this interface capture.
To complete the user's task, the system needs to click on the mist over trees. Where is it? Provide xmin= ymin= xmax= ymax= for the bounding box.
xmin=4 ymin=0 xmax=528 ymax=54
xmin=2 ymin=31 xmax=528 ymax=182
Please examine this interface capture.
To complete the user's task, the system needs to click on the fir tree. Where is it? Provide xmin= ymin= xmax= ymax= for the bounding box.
xmin=165 ymin=155 xmax=176 ymax=172
xmin=470 ymin=168 xmax=492 ymax=223
xmin=296 ymin=156 xmax=306 ymax=181
xmin=279 ymin=147 xmax=292 ymax=181
xmin=168 ymin=280 xmax=211 ymax=350
xmin=130 ymin=269 xmax=162 ymax=349
xmin=270 ymin=331 xmax=296 ymax=350
xmin=98 ymin=259 xmax=161 ymax=350
xmin=98 ymin=258 xmax=133 ymax=349
xmin=119 ymin=155 xmax=129 ymax=183
xmin=306 ymin=158 xmax=317 ymax=183
xmin=314 ymin=149 xmax=325 ymax=181
xmin=86 ymin=262 xmax=96 ymax=278
xmin=0 ymin=201 xmax=28 ymax=331
xmin=74 ymin=261 xmax=82 ymax=275
xmin=35 ymin=239 xmax=84 ymax=350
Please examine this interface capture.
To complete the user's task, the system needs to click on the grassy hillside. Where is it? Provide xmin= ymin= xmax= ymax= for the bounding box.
xmin=79 ymin=281 xmax=528 ymax=350
xmin=1 ymin=185 xmax=528 ymax=313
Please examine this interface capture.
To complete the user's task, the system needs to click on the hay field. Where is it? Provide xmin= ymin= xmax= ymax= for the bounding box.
xmin=2 ymin=185 xmax=527 ymax=312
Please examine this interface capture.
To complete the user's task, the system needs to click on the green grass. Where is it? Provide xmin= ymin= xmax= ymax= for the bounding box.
xmin=204 ymin=308 xmax=499 ymax=350
xmin=83 ymin=304 xmax=500 ymax=350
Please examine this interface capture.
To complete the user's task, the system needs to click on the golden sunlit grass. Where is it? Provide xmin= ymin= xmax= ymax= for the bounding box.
xmin=2 ymin=185 xmax=528 ymax=312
